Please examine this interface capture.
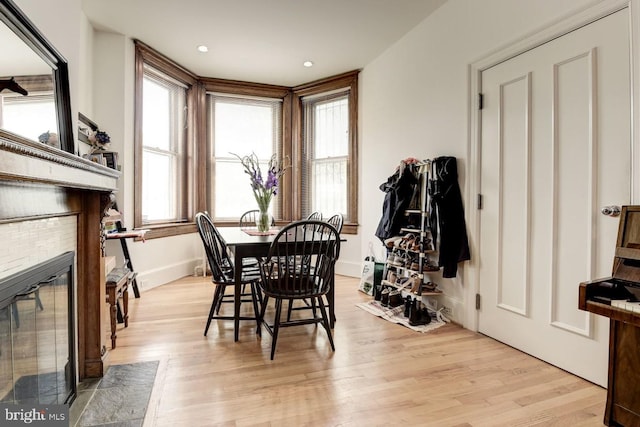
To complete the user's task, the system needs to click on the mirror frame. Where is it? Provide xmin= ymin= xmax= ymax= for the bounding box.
xmin=0 ymin=0 xmax=74 ymax=153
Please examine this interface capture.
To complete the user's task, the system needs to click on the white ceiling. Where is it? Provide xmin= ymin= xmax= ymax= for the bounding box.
xmin=81 ymin=0 xmax=446 ymax=87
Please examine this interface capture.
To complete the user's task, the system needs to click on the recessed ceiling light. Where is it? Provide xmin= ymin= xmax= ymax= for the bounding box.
xmin=303 ymin=61 xmax=314 ymax=67
xmin=197 ymin=45 xmax=209 ymax=53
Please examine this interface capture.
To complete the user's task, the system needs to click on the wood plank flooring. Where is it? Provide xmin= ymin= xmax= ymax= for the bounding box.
xmin=106 ymin=275 xmax=607 ymax=426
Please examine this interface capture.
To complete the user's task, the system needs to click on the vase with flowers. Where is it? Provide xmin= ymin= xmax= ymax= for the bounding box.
xmin=232 ymin=152 xmax=289 ymax=232
xmin=88 ymin=129 xmax=111 ymax=152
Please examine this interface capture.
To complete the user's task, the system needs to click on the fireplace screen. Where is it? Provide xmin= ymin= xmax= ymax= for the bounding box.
xmin=0 ymin=251 xmax=76 ymax=405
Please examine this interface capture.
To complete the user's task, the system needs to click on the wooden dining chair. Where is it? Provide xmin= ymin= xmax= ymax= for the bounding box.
xmin=325 ymin=213 xmax=344 ymax=233
xmin=286 ymin=213 xmax=343 ymax=322
xmin=306 ymin=211 xmax=322 ymax=221
xmin=239 ymin=209 xmax=275 ymax=229
xmin=195 ymin=212 xmax=262 ymax=337
xmin=258 ymin=220 xmax=341 ymax=359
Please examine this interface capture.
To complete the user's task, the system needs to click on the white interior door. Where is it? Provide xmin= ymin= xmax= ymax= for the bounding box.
xmin=478 ymin=9 xmax=631 ymax=387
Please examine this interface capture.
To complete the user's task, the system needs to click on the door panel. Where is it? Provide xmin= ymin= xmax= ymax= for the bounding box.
xmin=479 ymin=10 xmax=630 ymax=387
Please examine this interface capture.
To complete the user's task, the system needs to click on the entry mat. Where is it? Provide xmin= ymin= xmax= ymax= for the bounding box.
xmin=74 ymin=360 xmax=159 ymax=427
xmin=356 ymin=300 xmax=449 ymax=333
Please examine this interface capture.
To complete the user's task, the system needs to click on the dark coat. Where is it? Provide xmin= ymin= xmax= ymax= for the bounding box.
xmin=375 ymin=163 xmax=419 ymax=242
xmin=429 ymin=157 xmax=470 ymax=278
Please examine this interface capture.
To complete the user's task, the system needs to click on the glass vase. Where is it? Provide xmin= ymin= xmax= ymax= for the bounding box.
xmin=256 ymin=208 xmax=272 ymax=232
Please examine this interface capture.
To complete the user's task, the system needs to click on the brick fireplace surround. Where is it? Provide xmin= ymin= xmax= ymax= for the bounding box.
xmin=0 ymin=133 xmax=119 ymax=381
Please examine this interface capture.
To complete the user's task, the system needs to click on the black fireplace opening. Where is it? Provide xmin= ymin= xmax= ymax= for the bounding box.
xmin=0 ymin=251 xmax=76 ymax=406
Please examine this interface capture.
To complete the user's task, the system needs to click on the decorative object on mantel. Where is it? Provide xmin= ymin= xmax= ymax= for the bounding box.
xmin=37 ymin=130 xmax=59 ymax=148
xmin=78 ymin=113 xmax=119 ymax=170
xmin=78 ymin=112 xmax=98 ymax=145
xmin=231 ymin=151 xmax=289 ymax=232
xmin=88 ymin=129 xmax=111 ymax=151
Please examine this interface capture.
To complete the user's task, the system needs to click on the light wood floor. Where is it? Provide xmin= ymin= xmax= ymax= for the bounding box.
xmin=107 ymin=275 xmax=607 ymax=426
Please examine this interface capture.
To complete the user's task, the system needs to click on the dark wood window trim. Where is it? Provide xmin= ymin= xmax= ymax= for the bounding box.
xmin=133 ymin=40 xmax=200 ymax=239
xmin=134 ymin=41 xmax=359 ymax=239
xmin=292 ymin=70 xmax=359 ymax=234
xmin=200 ymin=77 xmax=293 ymax=222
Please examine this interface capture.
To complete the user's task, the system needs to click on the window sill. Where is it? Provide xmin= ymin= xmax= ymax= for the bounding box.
xmin=134 ymin=220 xmax=358 ymax=241
xmin=133 ymin=223 xmax=196 ymax=240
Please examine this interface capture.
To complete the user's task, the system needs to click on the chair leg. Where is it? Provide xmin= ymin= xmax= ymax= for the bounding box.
xmin=271 ymin=298 xmax=283 ymax=360
xmin=215 ymin=284 xmax=227 ymax=314
xmin=317 ymin=296 xmax=335 ymax=352
xmin=251 ymin=283 xmax=261 ymax=337
xmin=204 ymin=285 xmax=224 ymax=336
xmin=286 ymin=298 xmax=294 ymax=321
xmin=259 ymin=294 xmax=270 ymax=328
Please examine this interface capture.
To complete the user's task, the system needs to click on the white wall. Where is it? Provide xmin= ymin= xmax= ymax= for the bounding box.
xmin=360 ymin=0 xmax=599 ymax=325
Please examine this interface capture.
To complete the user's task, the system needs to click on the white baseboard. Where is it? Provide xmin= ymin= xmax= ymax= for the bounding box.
xmin=135 ymin=258 xmax=203 ymax=292
xmin=134 ymin=258 xmax=360 ymax=293
xmin=336 ymin=260 xmax=361 ymax=278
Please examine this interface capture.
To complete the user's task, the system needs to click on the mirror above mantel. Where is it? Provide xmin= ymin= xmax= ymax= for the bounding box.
xmin=0 ymin=0 xmax=74 ymax=153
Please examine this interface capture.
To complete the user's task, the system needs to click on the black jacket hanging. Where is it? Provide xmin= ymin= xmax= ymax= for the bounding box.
xmin=375 ymin=162 xmax=419 ymax=242
xmin=429 ymin=156 xmax=470 ymax=278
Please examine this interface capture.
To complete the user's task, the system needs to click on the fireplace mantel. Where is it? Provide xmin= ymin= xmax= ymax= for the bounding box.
xmin=0 ymin=131 xmax=119 ymax=191
xmin=1 ymin=132 xmax=120 ymax=379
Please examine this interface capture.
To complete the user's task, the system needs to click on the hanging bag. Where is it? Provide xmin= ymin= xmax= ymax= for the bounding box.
xmin=358 ymin=243 xmax=384 ymax=296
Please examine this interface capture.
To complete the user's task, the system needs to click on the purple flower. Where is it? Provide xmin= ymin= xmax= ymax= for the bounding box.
xmin=230 ymin=151 xmax=290 ymax=209
xmin=95 ymin=131 xmax=110 ymax=144
xmin=265 ymin=170 xmax=278 ymax=190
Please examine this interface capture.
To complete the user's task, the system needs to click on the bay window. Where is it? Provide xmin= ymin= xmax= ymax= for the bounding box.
xmin=134 ymin=41 xmax=358 ymax=237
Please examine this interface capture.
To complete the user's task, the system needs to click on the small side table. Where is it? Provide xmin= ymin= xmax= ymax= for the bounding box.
xmin=105 ymin=267 xmax=132 ymax=349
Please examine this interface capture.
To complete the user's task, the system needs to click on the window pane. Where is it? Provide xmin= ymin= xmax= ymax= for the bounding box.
xmin=214 ymin=101 xmax=274 ymax=158
xmin=313 ymin=98 xmax=348 ymax=158
xmin=142 ymin=78 xmax=172 ymax=151
xmin=142 ymin=150 xmax=174 ymax=222
xmin=209 ymin=95 xmax=281 ymax=220
xmin=312 ymin=157 xmax=347 ymax=216
xmin=139 ymin=65 xmax=187 ymax=225
xmin=303 ymin=93 xmax=349 ymax=218
xmin=214 ymin=159 xmax=274 ymax=218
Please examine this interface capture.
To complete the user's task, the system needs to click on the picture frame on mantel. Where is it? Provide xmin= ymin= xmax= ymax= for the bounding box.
xmin=77 ymin=112 xmax=98 ymax=145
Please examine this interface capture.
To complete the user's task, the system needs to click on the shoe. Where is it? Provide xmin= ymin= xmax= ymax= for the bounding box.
xmin=423 ymin=281 xmax=438 ymax=292
xmin=423 ymin=262 xmax=439 ymax=272
xmin=384 ymin=236 xmax=403 ymax=249
xmin=409 ymin=304 xmax=432 ymax=326
xmin=399 ymin=233 xmax=416 ymax=250
xmin=403 ymin=295 xmax=412 ymax=317
xmin=413 ymin=308 xmax=432 ymax=325
xmin=396 ymin=276 xmax=410 ymax=290
xmin=389 ymin=253 xmax=404 ymax=267
xmin=409 ymin=299 xmax=421 ymax=324
xmin=380 ymin=288 xmax=390 ymax=306
xmin=387 ymin=270 xmax=397 ymax=284
xmin=374 ymin=284 xmax=382 ymax=301
xmin=409 ymin=258 xmax=420 ymax=271
xmin=388 ymin=290 xmax=403 ymax=308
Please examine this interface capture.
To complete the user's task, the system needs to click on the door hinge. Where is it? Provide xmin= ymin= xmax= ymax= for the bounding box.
xmin=478 ymin=93 xmax=484 ymax=110
xmin=477 ymin=193 xmax=483 ymax=210
xmin=475 ymin=293 xmax=481 ymax=310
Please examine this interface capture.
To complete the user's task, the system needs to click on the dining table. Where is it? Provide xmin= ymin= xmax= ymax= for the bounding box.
xmin=217 ymin=226 xmax=340 ymax=342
